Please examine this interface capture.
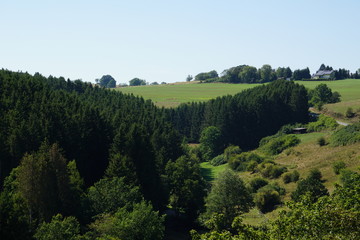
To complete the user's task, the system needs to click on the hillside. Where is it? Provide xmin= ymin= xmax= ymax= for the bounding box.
xmin=200 ymin=127 xmax=360 ymax=226
xmin=117 ymin=79 xmax=360 ymax=109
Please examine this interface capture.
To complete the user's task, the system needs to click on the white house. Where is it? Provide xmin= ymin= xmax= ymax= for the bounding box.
xmin=312 ymin=70 xmax=334 ymax=79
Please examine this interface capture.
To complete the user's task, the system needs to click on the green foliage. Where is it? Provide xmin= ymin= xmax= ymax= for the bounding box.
xmin=129 ymin=77 xmax=146 ymax=86
xmin=333 ymin=161 xmax=346 ymax=175
xmin=270 ymin=194 xmax=360 ymax=240
xmin=168 ymin=80 xmax=309 ymax=150
xmin=17 ymin=143 xmax=75 ymax=221
xmin=200 ymin=126 xmax=223 ymax=161
xmin=186 ymin=74 xmax=193 ymax=82
xmin=195 ymin=70 xmax=218 ymax=81
xmin=317 ymin=136 xmax=326 ymax=146
xmin=228 ymin=152 xmax=263 ymax=172
xmin=210 ymin=154 xmax=226 ymax=166
xmin=87 ymin=177 xmax=142 ymax=215
xmin=223 ymin=145 xmax=242 ymax=162
xmin=34 ymin=214 xmax=81 ymax=240
xmin=98 ymin=75 xmax=116 ymax=88
xmin=282 ymin=170 xmax=300 ymax=184
xmin=292 ymin=67 xmax=311 ymax=80
xmin=90 ymin=201 xmax=165 ymax=240
xmin=330 ymin=122 xmax=360 ymax=146
xmin=334 ymin=170 xmax=360 ymax=211
xmin=254 ymin=186 xmax=281 ymax=213
xmin=165 ymin=155 xmax=206 ymax=220
xmin=201 ymin=170 xmax=253 ymax=229
xmin=308 ymin=83 xmax=341 ymax=106
xmin=0 ymin=168 xmax=31 ymax=240
xmin=248 ymin=177 xmax=269 ymax=193
xmin=307 ymin=114 xmax=338 ymax=132
xmin=291 ymin=169 xmax=328 ymax=202
xmin=346 ymin=107 xmax=355 ymax=118
xmin=258 ymin=162 xmax=287 ymax=179
xmin=260 ymin=134 xmax=300 ymax=155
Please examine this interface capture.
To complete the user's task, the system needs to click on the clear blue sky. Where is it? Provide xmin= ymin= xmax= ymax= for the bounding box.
xmin=1 ymin=0 xmax=359 ymax=84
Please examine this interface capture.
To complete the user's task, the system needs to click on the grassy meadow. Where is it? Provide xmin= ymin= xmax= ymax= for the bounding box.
xmin=117 ymin=81 xmax=261 ymax=108
xmin=298 ymin=79 xmax=360 ymax=119
xmin=117 ymin=79 xmax=360 ymax=112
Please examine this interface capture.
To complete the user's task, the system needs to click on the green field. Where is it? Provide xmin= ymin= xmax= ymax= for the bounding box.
xmin=117 ymin=82 xmax=261 ymax=107
xmin=117 ymin=79 xmax=360 ymax=109
xmin=200 ymin=162 xmax=229 ymax=182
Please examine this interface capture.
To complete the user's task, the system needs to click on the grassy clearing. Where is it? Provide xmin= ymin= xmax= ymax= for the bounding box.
xmin=199 ymin=162 xmax=228 ymax=182
xmin=117 ymin=82 xmax=262 ymax=107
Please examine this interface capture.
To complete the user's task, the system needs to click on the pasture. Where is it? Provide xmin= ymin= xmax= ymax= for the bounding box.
xmin=116 ymin=82 xmax=261 ymax=108
xmin=117 ymin=79 xmax=360 ymax=110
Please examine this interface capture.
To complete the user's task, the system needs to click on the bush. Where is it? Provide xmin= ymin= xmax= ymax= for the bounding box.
xmin=224 ymin=145 xmax=242 ymax=162
xmin=291 ymin=170 xmax=300 ymax=182
xmin=282 ymin=172 xmax=292 ymax=184
xmin=333 ymin=161 xmax=346 ymax=175
xmin=246 ymin=160 xmax=258 ymax=172
xmin=249 ymin=178 xmax=269 ymax=193
xmin=210 ymin=154 xmax=226 ymax=166
xmin=346 ymin=107 xmax=355 ymax=118
xmin=317 ymin=137 xmax=326 ymax=146
xmin=283 ymin=170 xmax=300 ymax=184
xmin=254 ymin=186 xmax=281 ymax=213
xmin=330 ymin=122 xmax=360 ymax=146
xmin=307 ymin=115 xmax=338 ymax=132
xmin=228 ymin=152 xmax=264 ymax=172
xmin=260 ymin=135 xmax=300 ymax=155
xmin=259 ymin=162 xmax=287 ymax=179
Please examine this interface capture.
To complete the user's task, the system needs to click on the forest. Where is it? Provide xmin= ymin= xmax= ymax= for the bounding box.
xmin=0 ymin=69 xmax=359 ymax=239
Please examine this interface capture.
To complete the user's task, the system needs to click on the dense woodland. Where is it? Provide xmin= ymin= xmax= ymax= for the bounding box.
xmin=0 ymin=69 xmax=359 ymax=239
xmin=166 ymin=79 xmax=309 ymax=149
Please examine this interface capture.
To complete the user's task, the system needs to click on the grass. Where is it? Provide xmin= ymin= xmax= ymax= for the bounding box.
xmin=199 ymin=162 xmax=228 ymax=182
xmin=297 ymin=79 xmax=360 ymax=120
xmin=117 ymin=79 xmax=360 ymax=109
xmin=198 ymin=131 xmax=360 ymax=226
xmin=296 ymin=79 xmax=360 ymax=102
xmin=117 ymin=82 xmax=262 ymax=107
xmin=296 ymin=131 xmax=330 ymax=144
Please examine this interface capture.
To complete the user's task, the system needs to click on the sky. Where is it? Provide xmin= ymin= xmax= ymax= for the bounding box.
xmin=1 ymin=0 xmax=359 ymax=84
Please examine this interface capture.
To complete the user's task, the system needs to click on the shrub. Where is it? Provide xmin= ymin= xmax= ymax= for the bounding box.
xmin=224 ymin=145 xmax=242 ymax=162
xmin=333 ymin=161 xmax=346 ymax=175
xmin=246 ymin=160 xmax=258 ymax=172
xmin=307 ymin=114 xmax=338 ymax=132
xmin=282 ymin=172 xmax=292 ymax=184
xmin=346 ymin=107 xmax=355 ymax=118
xmin=260 ymin=135 xmax=300 ymax=155
xmin=283 ymin=170 xmax=300 ymax=184
xmin=228 ymin=152 xmax=264 ymax=172
xmin=210 ymin=154 xmax=226 ymax=166
xmin=291 ymin=170 xmax=300 ymax=182
xmin=330 ymin=122 xmax=360 ymax=146
xmin=249 ymin=178 xmax=269 ymax=193
xmin=259 ymin=162 xmax=287 ymax=179
xmin=317 ymin=137 xmax=326 ymax=146
xmin=254 ymin=186 xmax=281 ymax=213
xmin=291 ymin=169 xmax=328 ymax=203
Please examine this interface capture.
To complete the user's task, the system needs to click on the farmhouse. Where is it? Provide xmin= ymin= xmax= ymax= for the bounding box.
xmin=312 ymin=70 xmax=334 ymax=80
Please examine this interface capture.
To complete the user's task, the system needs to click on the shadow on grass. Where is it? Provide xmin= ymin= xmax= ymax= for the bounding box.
xmin=200 ymin=167 xmax=214 ymax=182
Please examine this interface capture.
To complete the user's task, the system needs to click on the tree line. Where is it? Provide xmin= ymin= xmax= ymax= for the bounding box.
xmin=193 ymin=64 xmax=360 ymax=83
